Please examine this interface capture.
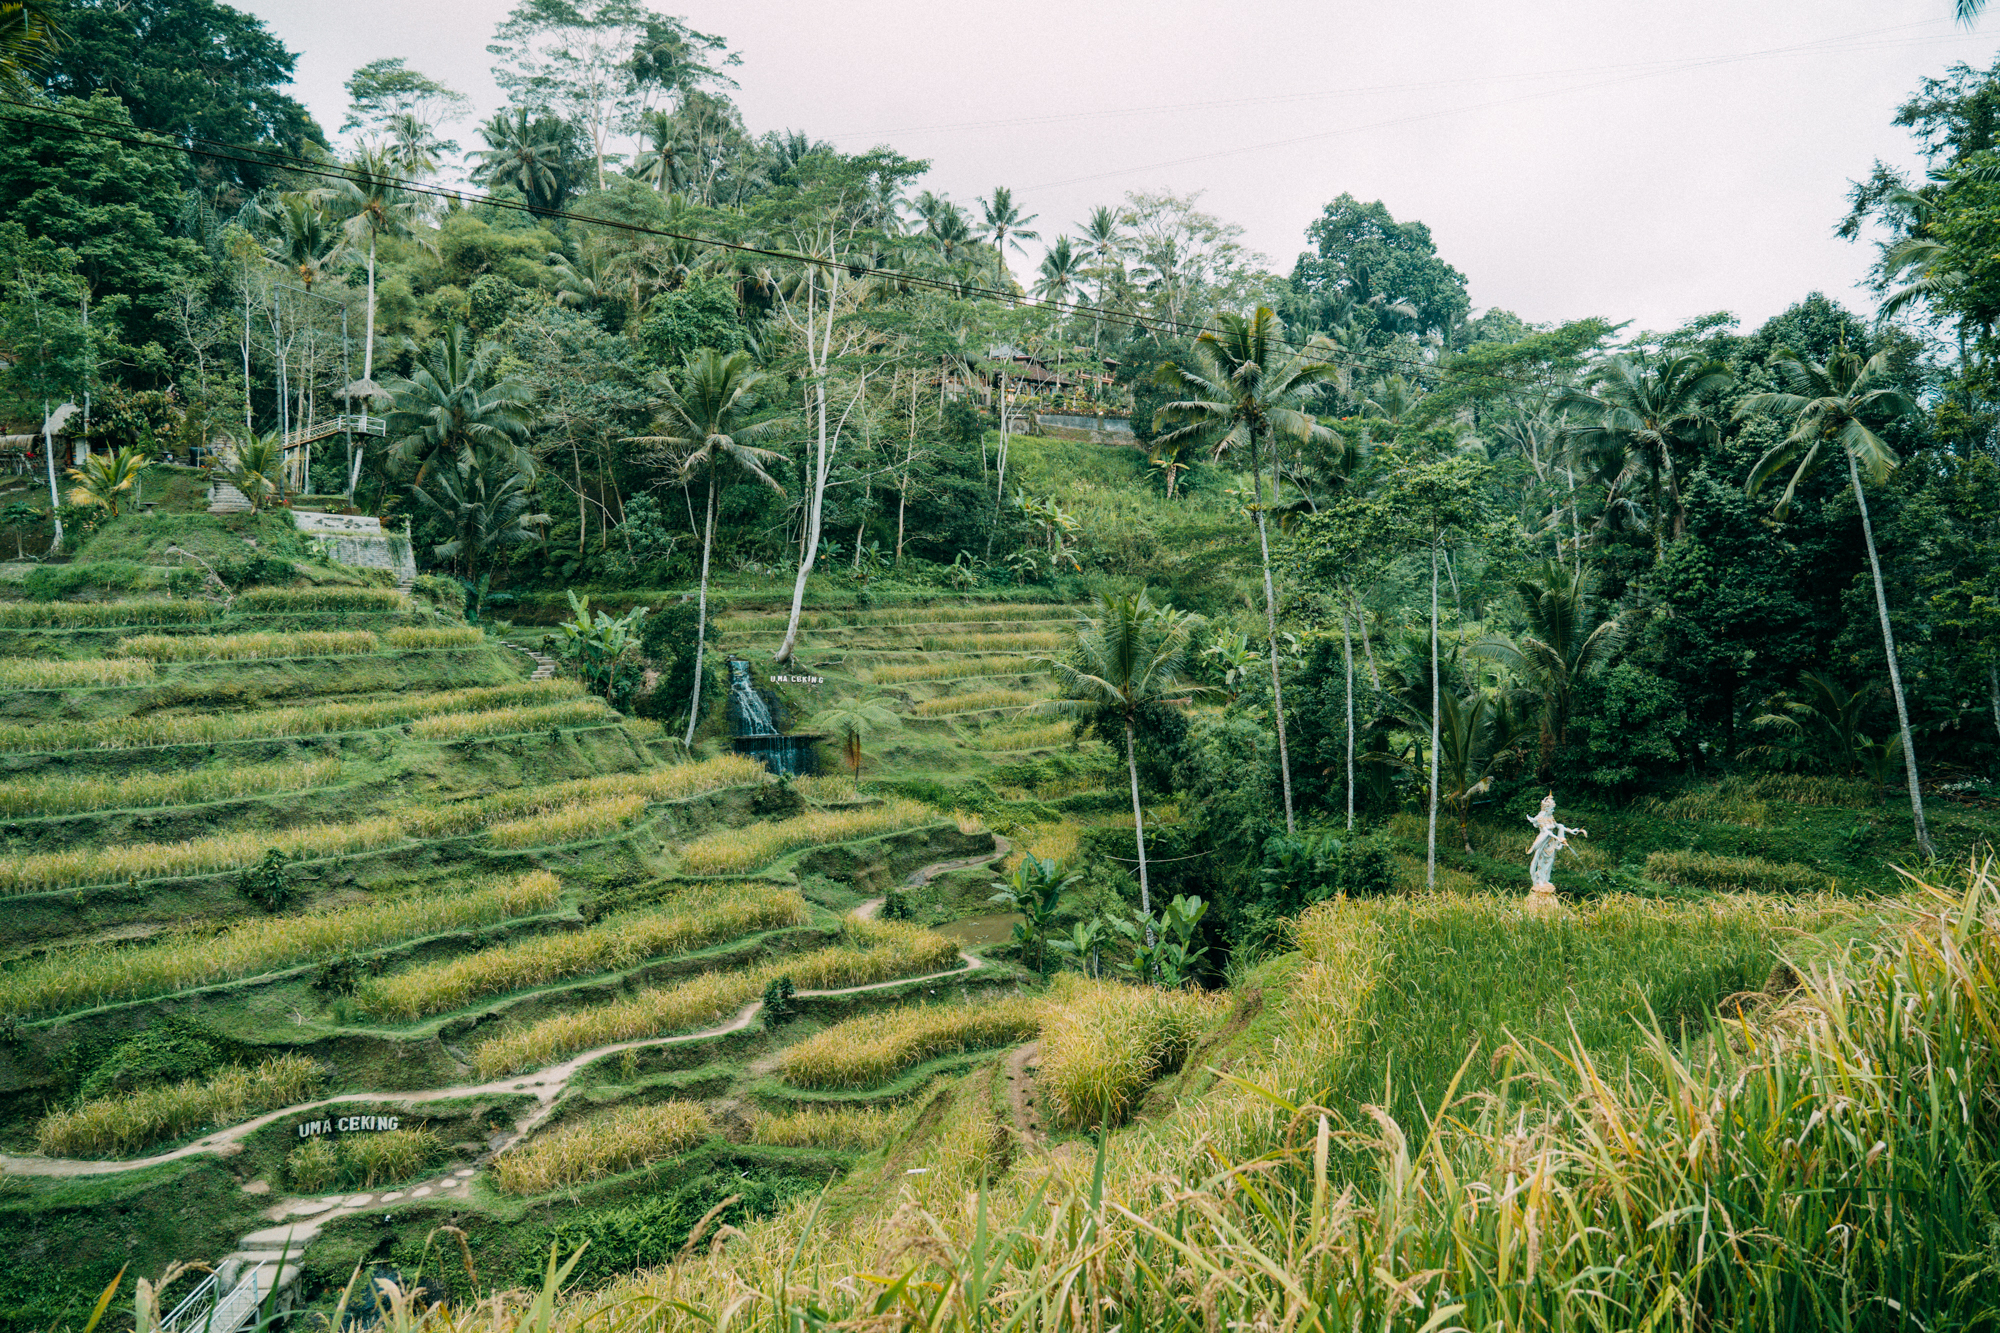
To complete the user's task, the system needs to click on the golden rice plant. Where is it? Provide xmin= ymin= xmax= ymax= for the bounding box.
xmin=487 ymin=794 xmax=649 ymax=848
xmin=494 ymin=1101 xmax=713 ymax=1194
xmin=115 ymin=630 xmax=382 ymax=661
xmin=1036 ymin=975 xmax=1224 ymax=1129
xmin=351 ymin=885 xmax=805 ymax=1022
xmin=409 ymin=698 xmax=615 ymax=741
xmin=791 ymin=774 xmax=861 ymax=803
xmin=384 ymin=626 xmax=485 ymax=650
xmin=777 ymin=995 xmax=1043 ymax=1090
xmin=674 ymin=798 xmax=935 ymax=874
xmin=0 ymin=814 xmax=408 ymax=894
xmin=865 ymin=657 xmax=1032 ymax=685
xmin=748 ymin=1104 xmax=903 ymax=1150
xmin=912 ymin=689 xmax=1042 ymax=717
xmin=0 ymin=657 xmax=155 ymax=688
xmin=623 ymin=717 xmax=666 ymax=741
xmin=341 ymin=1126 xmax=445 ymax=1188
xmin=286 ymin=1137 xmax=340 ymax=1192
xmin=0 ymin=871 xmax=561 ymax=1018
xmin=0 ymin=679 xmax=582 ymax=754
xmin=1644 ymin=849 xmax=1833 ymax=894
xmin=410 ymin=756 xmax=767 ymax=838
xmin=916 ymin=631 xmax=1064 ymax=653
xmin=0 ymin=757 xmax=344 ymax=820
xmin=977 ymin=721 xmax=1076 ymax=751
xmin=0 ymin=599 xmax=215 ymax=628
xmin=237 ymin=586 xmax=409 ymax=613
xmin=34 ymin=1053 xmax=322 ymax=1158
xmin=473 ymin=970 xmax=763 ymax=1077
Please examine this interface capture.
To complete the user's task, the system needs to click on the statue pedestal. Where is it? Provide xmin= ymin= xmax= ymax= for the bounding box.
xmin=1527 ymin=881 xmax=1560 ymax=912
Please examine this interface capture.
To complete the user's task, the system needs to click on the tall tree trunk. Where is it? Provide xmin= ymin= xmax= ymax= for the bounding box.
xmin=1989 ymin=658 xmax=2000 ymax=749
xmin=1251 ymin=433 xmax=1296 ymax=834
xmin=1427 ymin=540 xmax=1441 ymax=890
xmin=1848 ymin=449 xmax=1934 ymax=858
xmin=362 ymin=233 xmax=378 ymax=383
xmin=988 ymin=364 xmax=1009 ymax=556
xmin=775 ymin=374 xmax=832 ymax=664
xmin=684 ymin=474 xmax=717 ymax=748
xmin=1344 ymin=596 xmax=1360 ymax=824
xmin=1124 ymin=717 xmax=1155 ymax=949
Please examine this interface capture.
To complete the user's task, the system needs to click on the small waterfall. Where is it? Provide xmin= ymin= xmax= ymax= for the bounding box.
xmin=727 ymin=659 xmax=777 ymax=736
xmin=727 ymin=659 xmax=819 ymax=777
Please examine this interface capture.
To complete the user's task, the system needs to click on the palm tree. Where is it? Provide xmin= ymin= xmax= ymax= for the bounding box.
xmin=1154 ymin=306 xmax=1342 ymax=834
xmin=1558 ymin=353 xmax=1733 ymax=547
xmin=471 ymin=109 xmax=579 ymax=216
xmin=1737 ymin=343 xmax=1935 ymax=858
xmin=1031 ymin=591 xmax=1214 ymax=926
xmin=411 ymin=450 xmax=548 ymax=621
xmin=1471 ymin=562 xmax=1625 ymax=778
xmin=976 ymin=186 xmax=1040 ymax=291
xmin=264 ymin=194 xmax=339 ymax=292
xmin=631 ymin=110 xmax=686 ymax=194
xmin=805 ymin=697 xmax=902 ymax=784
xmin=385 ymin=324 xmax=535 ymax=486
xmin=66 ymin=446 xmax=149 ymax=517
xmin=0 ymin=0 xmax=62 ymax=91
xmin=630 ymin=348 xmax=787 ymax=745
xmin=1034 ymin=236 xmax=1083 ymax=305
xmin=211 ymin=435 xmax=288 ymax=512
xmin=334 ymin=145 xmax=428 ymax=387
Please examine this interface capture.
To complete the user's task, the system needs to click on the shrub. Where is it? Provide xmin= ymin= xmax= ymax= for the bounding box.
xmin=1037 ymin=976 xmax=1223 ymax=1129
xmin=0 ymin=599 xmax=214 ymax=628
xmin=115 ymin=630 xmax=383 ymax=661
xmin=749 ymin=1105 xmax=901 ymax=1150
xmin=351 ymin=885 xmax=805 ymax=1022
xmin=384 ymin=626 xmax=485 ymax=650
xmin=0 ymin=658 xmax=155 ymax=688
xmin=0 ymin=758 xmax=342 ymax=819
xmin=0 ymin=871 xmax=560 ymax=1018
xmin=778 ymin=995 xmax=1043 ymax=1090
xmin=495 ymin=1102 xmax=713 ymax=1194
xmin=674 ymin=798 xmax=935 ymax=874
xmin=35 ymin=1053 xmax=322 ymax=1157
xmin=1644 ymin=850 xmax=1833 ymax=894
xmin=24 ymin=560 xmax=148 ymax=601
xmin=236 ymin=586 xmax=409 ymax=614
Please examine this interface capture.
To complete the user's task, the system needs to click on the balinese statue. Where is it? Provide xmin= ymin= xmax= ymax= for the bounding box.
xmin=1526 ymin=792 xmax=1585 ymax=906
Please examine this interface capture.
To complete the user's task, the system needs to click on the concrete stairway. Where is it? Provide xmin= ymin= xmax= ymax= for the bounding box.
xmin=207 ymin=481 xmax=252 ymax=514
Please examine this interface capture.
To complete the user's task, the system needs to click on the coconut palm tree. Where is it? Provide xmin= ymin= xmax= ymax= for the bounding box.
xmin=976 ymin=186 xmax=1040 ymax=291
xmin=630 ymin=348 xmax=787 ymax=745
xmin=1471 ymin=561 xmax=1626 ymax=779
xmin=66 ymin=446 xmax=149 ymax=517
xmin=1031 ymin=591 xmax=1215 ymax=928
xmin=211 ymin=435 xmax=288 ymax=512
xmin=1153 ymin=306 xmax=1342 ymax=834
xmin=806 ymin=697 xmax=902 ymax=784
xmin=263 ymin=194 xmax=340 ymax=292
xmin=411 ymin=450 xmax=548 ymax=621
xmin=333 ymin=144 xmax=428 ymax=387
xmin=0 ymin=0 xmax=62 ymax=91
xmin=1737 ymin=343 xmax=1935 ymax=858
xmin=1558 ymin=353 xmax=1734 ymax=547
xmin=385 ymin=324 xmax=536 ymax=486
xmin=1034 ymin=236 xmax=1083 ymax=305
xmin=471 ymin=109 xmax=580 ymax=216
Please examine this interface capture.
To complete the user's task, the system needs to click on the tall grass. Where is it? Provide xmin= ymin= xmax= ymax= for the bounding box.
xmin=350 ymin=885 xmax=806 ymax=1021
xmin=0 ymin=599 xmax=214 ymax=628
xmin=976 ymin=721 xmax=1077 ymax=751
xmin=0 ymin=872 xmax=561 ymax=1018
xmin=777 ymin=995 xmax=1042 ymax=1089
xmin=236 ymin=586 xmax=409 ymax=613
xmin=865 ymin=657 xmax=1033 ymax=685
xmin=674 ymin=798 xmax=935 ymax=874
xmin=34 ymin=1054 xmax=322 ymax=1157
xmin=408 ymin=698 xmax=615 ymax=741
xmin=0 ymin=658 xmax=155 ymax=688
xmin=1037 ymin=976 xmax=1223 ymax=1128
xmin=0 ymin=757 xmax=343 ymax=819
xmin=748 ymin=1104 xmax=904 ymax=1150
xmin=494 ymin=1102 xmax=713 ymax=1194
xmin=911 ymin=688 xmax=1042 ymax=717
xmin=487 ymin=794 xmax=650 ymax=848
xmin=385 ymin=626 xmax=485 ymax=650
xmin=0 ymin=679 xmax=583 ymax=753
xmin=288 ymin=1127 xmax=444 ymax=1191
xmin=407 ymin=756 xmax=767 ymax=838
xmin=1645 ymin=849 xmax=1833 ymax=893
xmin=116 ymin=630 xmax=383 ymax=660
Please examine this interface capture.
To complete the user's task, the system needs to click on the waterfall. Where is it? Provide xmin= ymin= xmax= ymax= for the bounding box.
xmin=727 ymin=659 xmax=777 ymax=736
xmin=726 ymin=658 xmax=819 ymax=777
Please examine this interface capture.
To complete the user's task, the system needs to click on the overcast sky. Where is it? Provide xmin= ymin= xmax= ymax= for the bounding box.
xmin=240 ymin=0 xmax=1999 ymax=337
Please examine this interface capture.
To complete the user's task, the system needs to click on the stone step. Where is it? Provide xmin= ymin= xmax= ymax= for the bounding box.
xmin=207 ymin=480 xmax=252 ymax=515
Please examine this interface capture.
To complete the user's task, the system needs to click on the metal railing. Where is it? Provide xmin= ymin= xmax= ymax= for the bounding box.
xmin=161 ymin=1272 xmax=219 ymax=1333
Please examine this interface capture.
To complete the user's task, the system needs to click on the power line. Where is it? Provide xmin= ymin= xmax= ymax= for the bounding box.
xmin=0 ymin=94 xmax=1599 ymax=398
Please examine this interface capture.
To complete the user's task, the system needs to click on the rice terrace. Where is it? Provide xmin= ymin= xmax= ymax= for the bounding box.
xmin=5 ymin=0 xmax=2000 ymax=1329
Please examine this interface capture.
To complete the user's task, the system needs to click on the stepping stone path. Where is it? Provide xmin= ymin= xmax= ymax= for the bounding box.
xmin=511 ymin=643 xmax=557 ymax=681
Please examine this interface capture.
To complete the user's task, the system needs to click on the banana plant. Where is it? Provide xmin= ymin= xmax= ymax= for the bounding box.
xmin=989 ymin=854 xmax=1078 ymax=974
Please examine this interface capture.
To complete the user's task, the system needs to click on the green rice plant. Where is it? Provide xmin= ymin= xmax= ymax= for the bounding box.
xmin=473 ymin=970 xmax=764 ymax=1077
xmin=340 ymin=1126 xmax=445 ymax=1188
xmin=748 ymin=1104 xmax=904 ymax=1150
xmin=791 ymin=774 xmax=861 ymax=803
xmin=494 ymin=1101 xmax=713 ymax=1194
xmin=236 ymin=586 xmax=409 ymax=613
xmin=0 ymin=757 xmax=343 ymax=819
xmin=1037 ymin=975 xmax=1225 ymax=1128
xmin=915 ymin=631 xmax=1065 ymax=653
xmin=0 ymin=871 xmax=561 ymax=1018
xmin=34 ymin=1053 xmax=322 ymax=1158
xmin=408 ymin=698 xmax=615 ymax=741
xmin=409 ymin=756 xmax=768 ymax=838
xmin=777 ymin=995 xmax=1043 ymax=1090
xmin=1644 ymin=849 xmax=1833 ymax=894
xmin=0 ymin=814 xmax=408 ymax=894
xmin=115 ymin=630 xmax=382 ymax=661
xmin=976 ymin=721 xmax=1077 ymax=751
xmin=384 ymin=626 xmax=485 ymax=650
xmin=674 ymin=798 xmax=935 ymax=874
xmin=487 ymin=793 xmax=650 ymax=848
xmin=351 ymin=885 xmax=806 ymax=1021
xmin=0 ymin=657 xmax=155 ymax=688
xmin=911 ymin=689 xmax=1042 ymax=717
xmin=0 ymin=679 xmax=583 ymax=754
xmin=865 ymin=657 xmax=1034 ymax=685
xmin=623 ymin=717 xmax=666 ymax=742
xmin=0 ymin=599 xmax=215 ymax=628
xmin=285 ymin=1137 xmax=340 ymax=1192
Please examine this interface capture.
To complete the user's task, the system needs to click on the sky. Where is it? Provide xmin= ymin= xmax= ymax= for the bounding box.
xmin=240 ymin=0 xmax=2000 ymax=337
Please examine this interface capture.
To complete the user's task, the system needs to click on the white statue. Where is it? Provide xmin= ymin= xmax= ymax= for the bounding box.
xmin=1526 ymin=792 xmax=1585 ymax=905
